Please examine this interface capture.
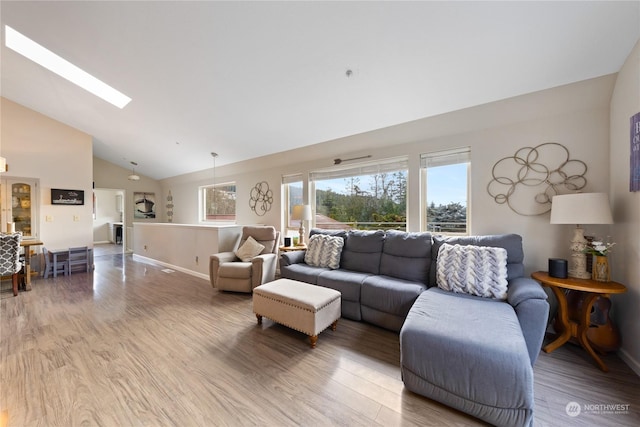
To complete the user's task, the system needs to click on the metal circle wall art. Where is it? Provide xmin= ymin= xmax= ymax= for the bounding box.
xmin=249 ymin=181 xmax=273 ymax=216
xmin=166 ymin=190 xmax=174 ymax=222
xmin=487 ymin=142 xmax=587 ymax=216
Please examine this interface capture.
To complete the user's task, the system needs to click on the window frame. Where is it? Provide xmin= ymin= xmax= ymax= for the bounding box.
xmin=282 ymin=174 xmax=303 ymax=233
xmin=200 ymin=181 xmax=237 ymax=223
xmin=310 ymin=156 xmax=408 ymax=231
xmin=420 ymin=147 xmax=471 ymax=236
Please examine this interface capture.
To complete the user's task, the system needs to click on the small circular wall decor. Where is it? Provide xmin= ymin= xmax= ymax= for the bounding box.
xmin=249 ymin=181 xmax=273 ymax=216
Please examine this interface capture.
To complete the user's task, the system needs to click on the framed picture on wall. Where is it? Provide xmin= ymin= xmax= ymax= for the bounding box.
xmin=51 ymin=189 xmax=84 ymax=205
xmin=134 ymin=192 xmax=156 ymax=219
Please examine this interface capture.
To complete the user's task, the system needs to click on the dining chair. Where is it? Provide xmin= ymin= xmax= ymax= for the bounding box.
xmin=0 ymin=233 xmax=23 ymax=296
xmin=68 ymin=246 xmax=90 ymax=274
xmin=42 ymin=247 xmax=68 ymax=278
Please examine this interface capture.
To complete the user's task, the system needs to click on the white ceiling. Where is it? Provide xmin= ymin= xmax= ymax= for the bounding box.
xmin=1 ymin=1 xmax=639 ymax=180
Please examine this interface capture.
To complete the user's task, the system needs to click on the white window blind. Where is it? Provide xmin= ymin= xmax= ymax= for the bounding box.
xmin=420 ymin=147 xmax=470 ymax=168
xmin=282 ymin=173 xmax=303 ymax=184
xmin=310 ymin=157 xmax=408 ymax=181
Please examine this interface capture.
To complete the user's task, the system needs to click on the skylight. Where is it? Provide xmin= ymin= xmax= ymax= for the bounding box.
xmin=4 ymin=25 xmax=131 ymax=109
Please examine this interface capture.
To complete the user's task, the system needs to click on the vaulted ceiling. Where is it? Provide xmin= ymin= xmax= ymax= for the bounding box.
xmin=1 ymin=1 xmax=638 ymax=180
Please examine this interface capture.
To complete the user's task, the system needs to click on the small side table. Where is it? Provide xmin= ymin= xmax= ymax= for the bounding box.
xmin=531 ymin=271 xmax=626 ymax=372
xmin=279 ymin=245 xmax=307 ymax=252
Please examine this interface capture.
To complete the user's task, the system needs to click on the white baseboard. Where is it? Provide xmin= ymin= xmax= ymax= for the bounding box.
xmin=132 ymin=254 xmax=209 ymax=281
xmin=618 ymin=347 xmax=640 ymax=377
xmin=93 ymin=240 xmax=111 ymax=245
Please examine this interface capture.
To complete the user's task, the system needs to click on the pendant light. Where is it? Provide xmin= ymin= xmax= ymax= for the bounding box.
xmin=128 ymin=161 xmax=140 ymax=181
xmin=211 ymin=152 xmax=218 ymax=212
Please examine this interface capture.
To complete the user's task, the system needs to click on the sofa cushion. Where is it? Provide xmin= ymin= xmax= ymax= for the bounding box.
xmin=379 ymin=230 xmax=431 ymax=283
xmin=361 ymin=275 xmax=427 ymax=319
xmin=241 ymin=226 xmax=277 ymax=253
xmin=400 ymin=288 xmax=534 ymax=427
xmin=436 ymin=243 xmax=509 ymax=300
xmin=304 ymin=234 xmax=344 ymax=269
xmin=340 ymin=230 xmax=385 ymax=274
xmin=280 ymin=263 xmax=328 ymax=285
xmin=430 ymin=234 xmax=525 ymax=286
xmin=317 ymin=269 xmax=370 ymax=303
xmin=218 ymin=262 xmax=252 ymax=279
xmin=309 ymin=228 xmax=348 ymax=240
xmin=235 ymin=236 xmax=265 ymax=262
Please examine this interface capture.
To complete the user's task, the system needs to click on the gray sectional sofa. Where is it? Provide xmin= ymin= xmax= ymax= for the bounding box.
xmin=279 ymin=229 xmax=549 ymax=427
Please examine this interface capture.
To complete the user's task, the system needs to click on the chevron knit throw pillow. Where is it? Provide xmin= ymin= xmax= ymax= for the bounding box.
xmin=304 ymin=234 xmax=344 ymax=269
xmin=436 ymin=243 xmax=508 ymax=300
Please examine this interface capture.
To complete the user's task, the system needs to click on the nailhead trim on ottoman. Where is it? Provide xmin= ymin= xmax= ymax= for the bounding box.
xmin=253 ymin=278 xmax=341 ymax=348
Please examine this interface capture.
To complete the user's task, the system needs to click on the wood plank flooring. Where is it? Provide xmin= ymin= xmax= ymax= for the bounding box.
xmin=1 ymin=253 xmax=638 ymax=426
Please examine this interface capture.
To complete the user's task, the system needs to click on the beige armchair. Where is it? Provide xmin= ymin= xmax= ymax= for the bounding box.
xmin=210 ymin=226 xmax=280 ymax=293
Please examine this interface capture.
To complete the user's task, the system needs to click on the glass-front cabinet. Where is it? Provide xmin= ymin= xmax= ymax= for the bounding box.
xmin=0 ymin=177 xmax=39 ymax=239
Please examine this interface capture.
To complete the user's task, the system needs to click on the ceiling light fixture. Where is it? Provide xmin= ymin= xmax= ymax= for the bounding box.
xmin=211 ymin=151 xmax=218 ymax=186
xmin=4 ymin=25 xmax=132 ymax=109
xmin=128 ymin=161 xmax=140 ymax=181
xmin=210 ymin=152 xmax=219 ymax=212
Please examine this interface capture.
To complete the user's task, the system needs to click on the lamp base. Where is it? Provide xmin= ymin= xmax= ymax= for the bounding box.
xmin=298 ymin=224 xmax=306 ymax=246
xmin=568 ymin=225 xmax=591 ymax=279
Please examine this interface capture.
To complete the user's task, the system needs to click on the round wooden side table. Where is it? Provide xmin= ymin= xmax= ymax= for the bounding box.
xmin=531 ymin=271 xmax=626 ymax=372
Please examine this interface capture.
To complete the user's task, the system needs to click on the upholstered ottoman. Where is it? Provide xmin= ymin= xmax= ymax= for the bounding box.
xmin=253 ymin=279 xmax=341 ymax=348
xmin=400 ymin=288 xmax=535 ymax=427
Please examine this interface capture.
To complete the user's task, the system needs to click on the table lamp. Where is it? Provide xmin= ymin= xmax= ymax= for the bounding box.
xmin=550 ymin=193 xmax=613 ymax=279
xmin=292 ymin=204 xmax=312 ymax=246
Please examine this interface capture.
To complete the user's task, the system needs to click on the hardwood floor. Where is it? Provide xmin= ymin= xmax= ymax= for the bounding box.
xmin=1 ymin=254 xmax=638 ymax=426
xmin=93 ymin=243 xmax=125 ymax=257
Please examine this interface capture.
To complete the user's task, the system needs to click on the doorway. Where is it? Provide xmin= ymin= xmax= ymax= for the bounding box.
xmin=93 ymin=188 xmax=126 ymax=256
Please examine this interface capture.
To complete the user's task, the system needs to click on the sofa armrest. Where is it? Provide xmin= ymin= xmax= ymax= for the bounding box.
xmin=507 ymin=277 xmax=550 ymax=366
xmin=251 ymin=253 xmax=277 ymax=289
xmin=209 ymin=252 xmax=238 ymax=288
xmin=507 ymin=277 xmax=548 ymax=306
xmin=279 ymin=250 xmax=306 ymax=267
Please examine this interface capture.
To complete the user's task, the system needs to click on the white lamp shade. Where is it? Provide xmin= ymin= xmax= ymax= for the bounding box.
xmin=292 ymin=204 xmax=312 ymax=221
xmin=550 ymin=193 xmax=613 ymax=224
xmin=0 ymin=156 xmax=6 ymax=172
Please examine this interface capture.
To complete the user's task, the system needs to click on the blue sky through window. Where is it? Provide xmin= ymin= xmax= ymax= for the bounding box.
xmin=427 ymin=163 xmax=467 ymax=207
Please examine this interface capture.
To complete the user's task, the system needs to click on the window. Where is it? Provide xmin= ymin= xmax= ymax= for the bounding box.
xmin=421 ymin=147 xmax=470 ymax=235
xmin=201 ymin=182 xmax=236 ymax=221
xmin=282 ymin=174 xmax=303 ymax=231
xmin=310 ymin=157 xmax=408 ymax=231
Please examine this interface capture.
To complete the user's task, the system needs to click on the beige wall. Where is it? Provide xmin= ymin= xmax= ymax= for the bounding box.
xmin=609 ymin=39 xmax=640 ymax=374
xmin=162 ymin=75 xmax=615 ymax=280
xmin=1 ymin=97 xmax=93 ymax=249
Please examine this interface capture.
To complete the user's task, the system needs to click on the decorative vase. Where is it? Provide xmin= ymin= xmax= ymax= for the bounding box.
xmin=592 ymin=255 xmax=610 ymax=282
